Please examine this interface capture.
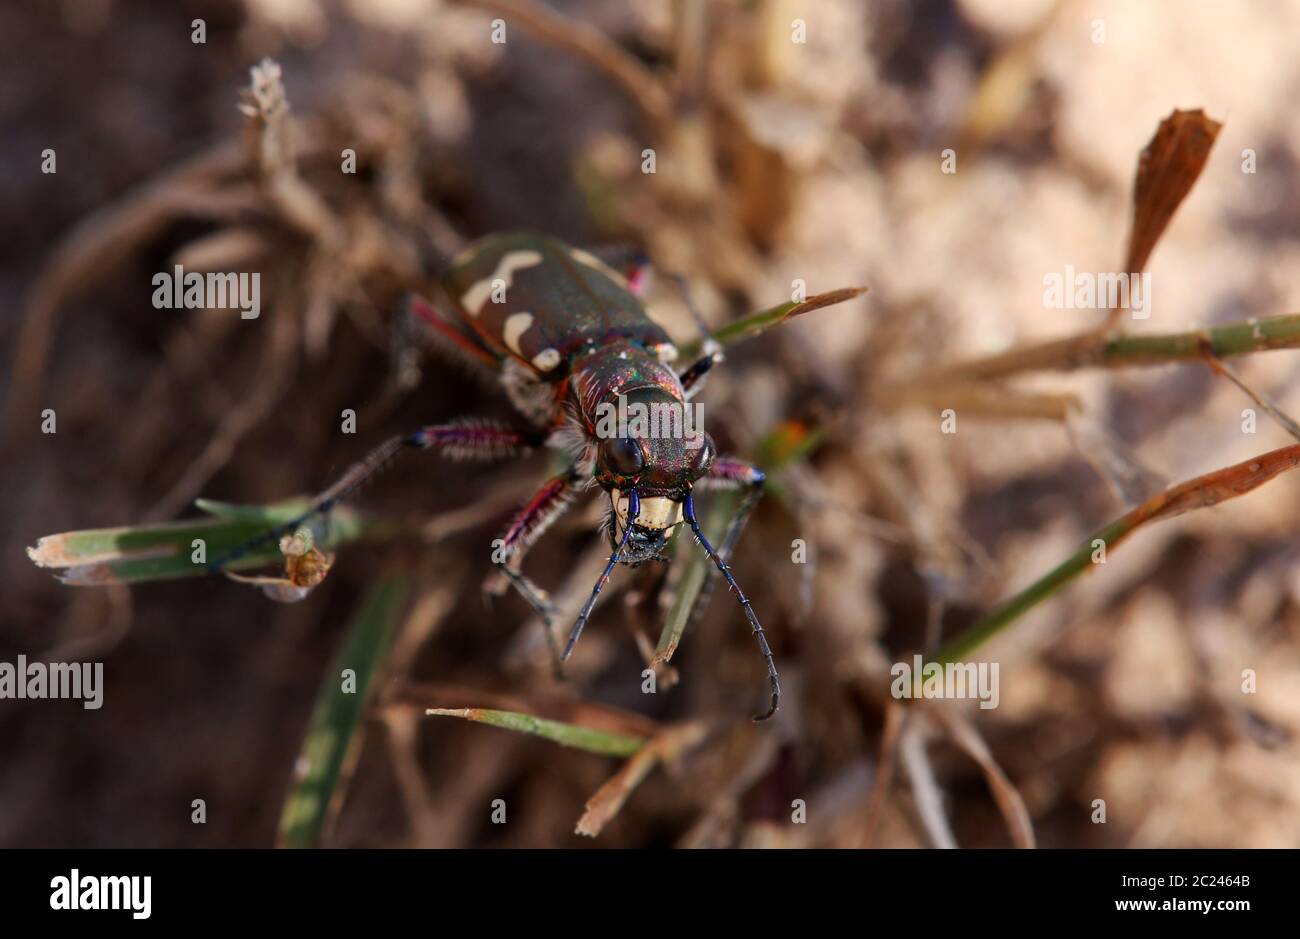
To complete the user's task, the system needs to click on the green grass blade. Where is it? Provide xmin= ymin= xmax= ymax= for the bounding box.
xmin=1104 ymin=312 xmax=1300 ymax=363
xmin=194 ymin=497 xmax=312 ymax=523
xmin=931 ymin=516 xmax=1133 ymax=665
xmin=679 ymin=286 xmax=867 ymax=358
xmin=26 ymin=500 xmax=366 ymax=585
xmin=930 ymin=443 xmax=1300 ymax=665
xmin=655 ymin=492 xmax=736 ymax=665
xmin=278 ymin=576 xmax=408 ymax=848
xmin=425 ymin=708 xmax=646 ymax=757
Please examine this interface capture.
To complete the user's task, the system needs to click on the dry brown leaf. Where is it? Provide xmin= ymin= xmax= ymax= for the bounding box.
xmin=1142 ymin=443 xmax=1300 ymax=525
xmin=1124 ymin=108 xmax=1223 ymax=276
xmin=575 ymin=720 xmax=710 ymax=837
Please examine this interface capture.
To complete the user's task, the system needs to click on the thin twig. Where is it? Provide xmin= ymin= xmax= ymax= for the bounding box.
xmin=899 ymin=717 xmax=958 ymax=848
xmin=1 ymin=142 xmax=244 ymax=448
xmin=452 ymin=0 xmax=673 ymax=131
xmin=575 ymin=720 xmax=710 ymax=837
xmin=1204 ymin=351 xmax=1300 ymax=444
xmin=929 ymin=705 xmax=1036 ymax=849
xmin=861 ymin=701 xmax=909 ymax=847
xmin=140 ymin=303 xmax=299 ymax=522
xmin=876 ymin=312 xmax=1300 ymax=396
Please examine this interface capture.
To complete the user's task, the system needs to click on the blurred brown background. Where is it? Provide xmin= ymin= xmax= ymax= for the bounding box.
xmin=3 ymin=0 xmax=1300 ymax=848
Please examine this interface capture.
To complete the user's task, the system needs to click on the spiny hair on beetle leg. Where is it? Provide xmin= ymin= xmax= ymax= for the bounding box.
xmin=505 ymin=487 xmax=577 ymax=559
xmin=327 ymin=436 xmax=407 ymax=500
xmin=435 ymin=418 xmax=528 ymax=460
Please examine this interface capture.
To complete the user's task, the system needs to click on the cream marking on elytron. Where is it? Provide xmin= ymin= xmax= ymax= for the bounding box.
xmin=569 ymin=247 xmax=629 ymax=287
xmin=503 ymin=311 xmax=535 ymax=355
xmin=531 ymin=348 xmax=562 ymax=372
xmin=460 ymin=249 xmax=544 ymax=315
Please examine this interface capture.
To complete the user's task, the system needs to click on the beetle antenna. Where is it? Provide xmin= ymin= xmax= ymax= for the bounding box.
xmin=683 ymin=491 xmax=781 ymax=721
xmin=562 ymin=491 xmax=639 ymax=661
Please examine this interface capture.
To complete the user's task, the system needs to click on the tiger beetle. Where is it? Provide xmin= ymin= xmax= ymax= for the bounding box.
xmin=213 ymin=232 xmax=780 ymax=721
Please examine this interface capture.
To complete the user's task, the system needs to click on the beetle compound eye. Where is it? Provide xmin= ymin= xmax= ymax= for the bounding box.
xmin=689 ymin=434 xmax=716 ymax=477
xmin=602 ymin=436 xmax=645 ymax=476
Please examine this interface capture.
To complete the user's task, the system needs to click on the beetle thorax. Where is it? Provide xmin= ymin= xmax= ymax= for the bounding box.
xmin=570 ymin=340 xmax=686 ymax=426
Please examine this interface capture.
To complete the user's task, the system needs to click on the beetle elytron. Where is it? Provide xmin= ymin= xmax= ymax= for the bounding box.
xmin=216 ymin=233 xmax=780 ymax=720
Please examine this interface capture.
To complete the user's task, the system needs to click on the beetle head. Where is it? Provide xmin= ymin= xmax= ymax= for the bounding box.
xmin=592 ymin=387 xmax=715 ymax=563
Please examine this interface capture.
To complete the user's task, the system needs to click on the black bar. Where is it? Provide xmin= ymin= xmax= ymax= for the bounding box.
xmin=0 ymin=848 xmax=1282 ymax=925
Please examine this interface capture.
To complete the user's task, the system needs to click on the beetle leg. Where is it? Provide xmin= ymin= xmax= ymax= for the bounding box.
xmin=389 ymin=291 xmax=425 ymax=392
xmin=664 ymin=272 xmax=724 ymax=400
xmin=665 ymin=272 xmax=712 ymax=335
xmin=497 ymin=567 xmax=567 ymax=677
xmin=678 ymin=352 xmax=719 ymax=400
xmin=208 ymin=420 xmax=539 ymax=574
xmin=670 ymin=270 xmax=724 ymax=360
xmin=487 ymin=467 xmax=586 ymax=676
xmin=578 ymin=244 xmax=651 ymax=294
xmin=695 ymin=457 xmax=767 ymax=582
xmin=563 ymin=491 xmax=639 ymax=662
xmin=623 ymin=250 xmax=651 ymax=295
xmin=492 ymin=468 xmax=583 ymax=569
xmin=405 ymin=292 xmax=501 ymax=372
xmin=701 ymin=456 xmax=767 ymax=491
